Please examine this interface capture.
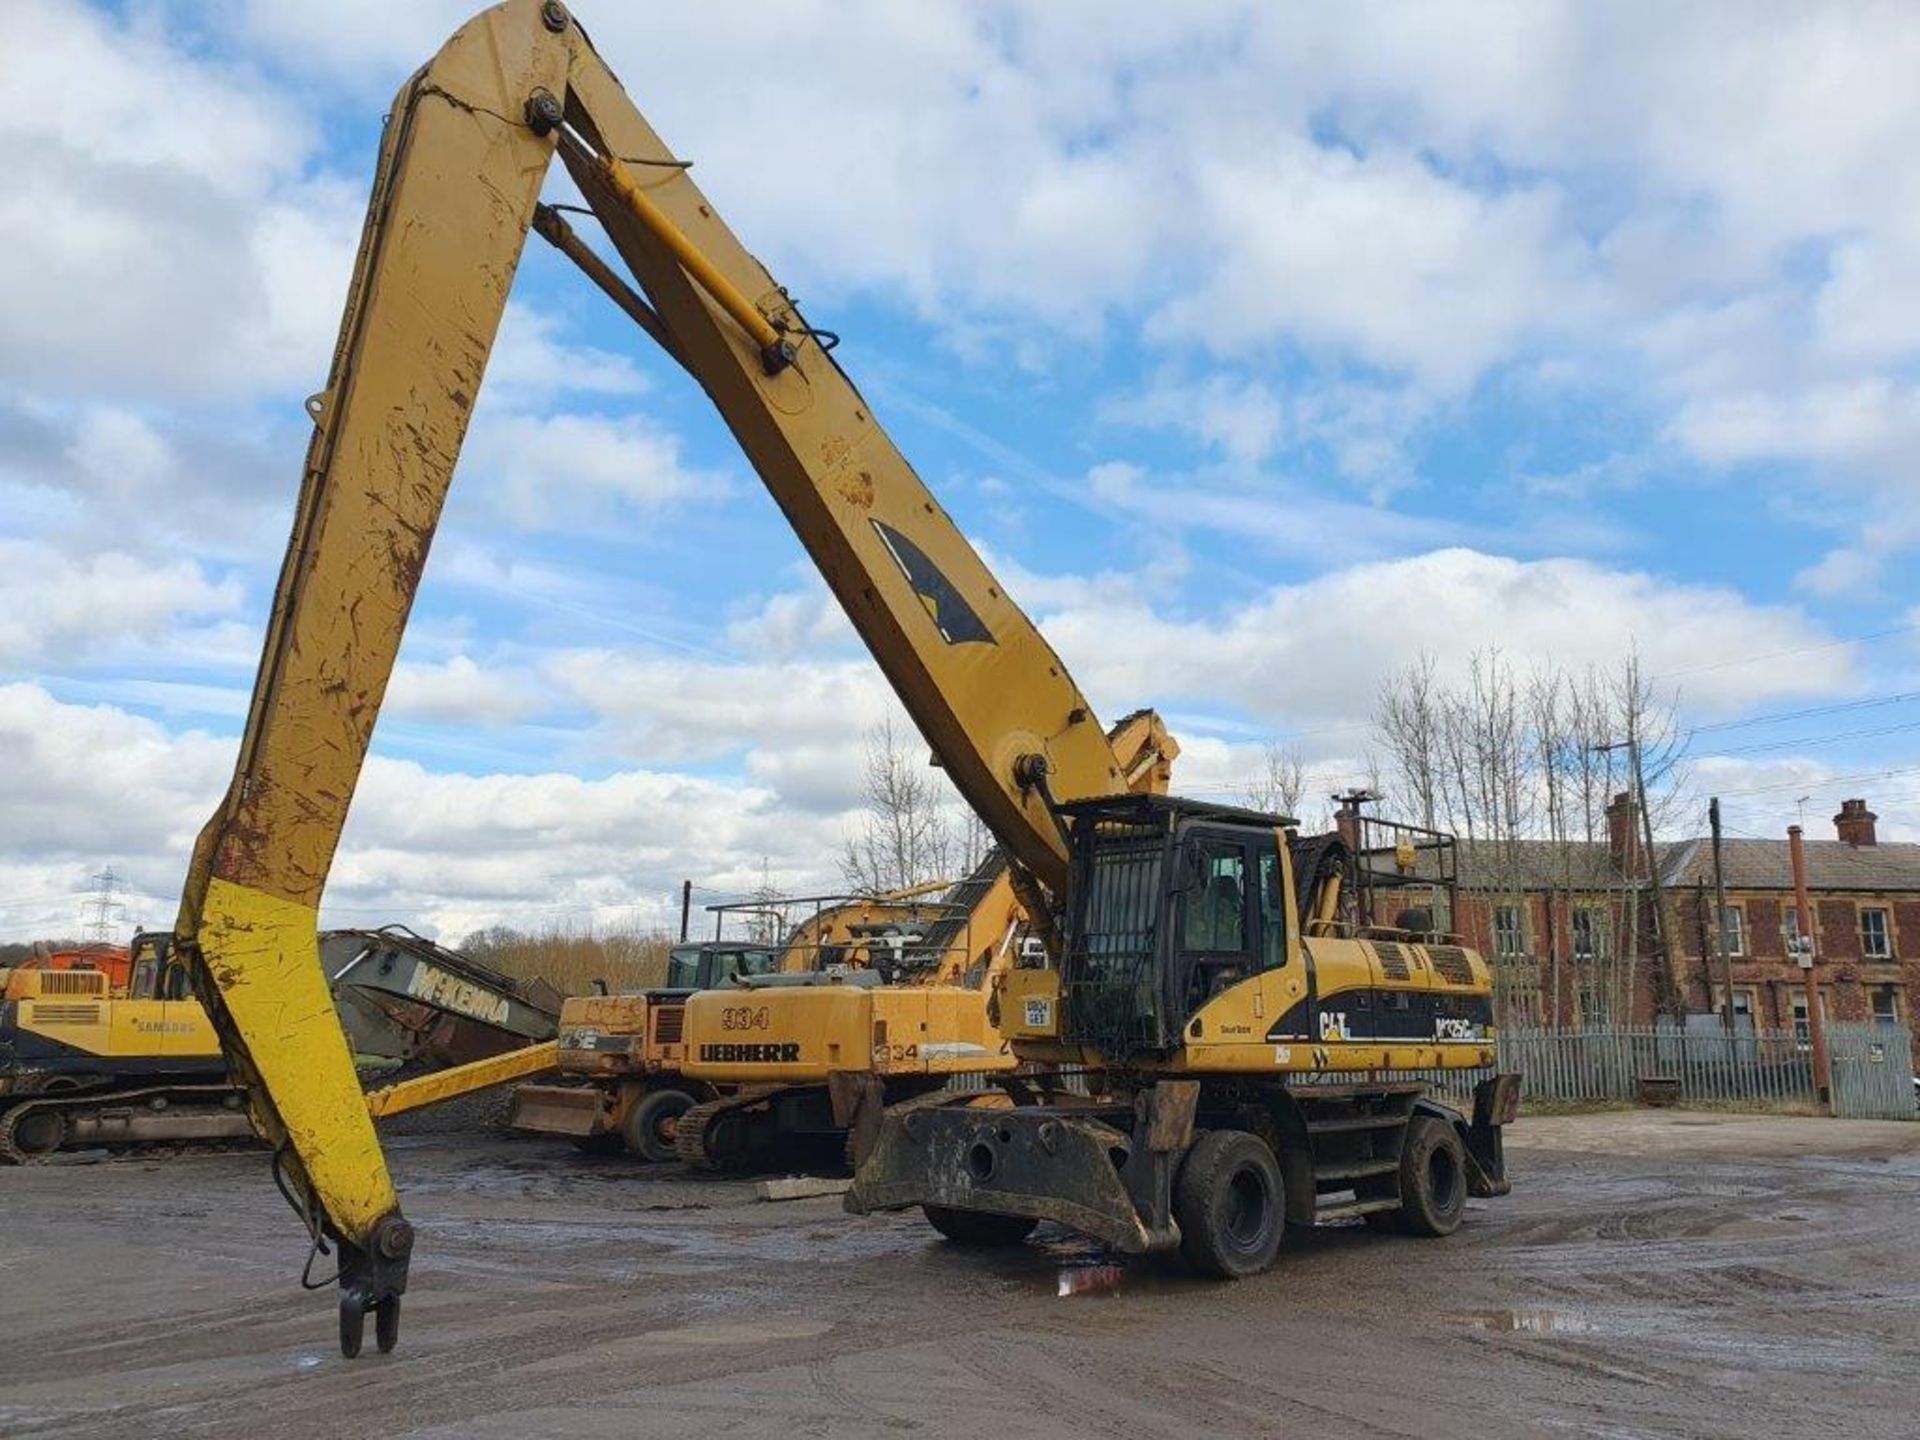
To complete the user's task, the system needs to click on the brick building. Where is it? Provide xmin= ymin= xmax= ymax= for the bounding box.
xmin=1443 ymin=796 xmax=1919 ymax=1058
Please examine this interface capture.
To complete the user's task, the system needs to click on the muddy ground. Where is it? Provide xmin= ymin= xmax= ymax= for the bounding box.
xmin=3 ymin=1110 xmax=1916 ymax=1439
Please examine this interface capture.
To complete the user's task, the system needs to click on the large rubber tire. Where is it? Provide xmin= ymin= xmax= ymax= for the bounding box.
xmin=923 ymin=1204 xmax=1038 ymax=1247
xmin=623 ymin=1088 xmax=696 ymax=1163
xmin=1174 ymin=1129 xmax=1285 ymax=1278
xmin=1393 ymin=1115 xmax=1468 ymax=1237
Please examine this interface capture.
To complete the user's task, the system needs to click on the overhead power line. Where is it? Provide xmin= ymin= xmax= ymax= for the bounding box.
xmin=1687 ymin=689 xmax=1920 ymax=737
xmin=1653 ymin=618 xmax=1920 ymax=681
xmin=1707 ymin=717 xmax=1920 ymax=759
xmin=1705 ymin=763 xmax=1920 ymax=800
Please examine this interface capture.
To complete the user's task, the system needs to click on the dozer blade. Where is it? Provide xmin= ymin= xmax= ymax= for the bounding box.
xmin=847 ymin=1104 xmax=1161 ymax=1253
xmin=508 ymin=1084 xmax=608 ymax=1138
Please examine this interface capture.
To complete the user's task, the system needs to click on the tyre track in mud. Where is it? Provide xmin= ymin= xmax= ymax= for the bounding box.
xmin=2 ymin=1117 xmax=1916 ymax=1440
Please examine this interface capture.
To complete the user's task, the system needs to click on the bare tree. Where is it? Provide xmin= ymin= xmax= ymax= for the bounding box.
xmin=1244 ymin=742 xmax=1308 ymax=819
xmin=839 ymin=717 xmax=965 ymax=895
xmin=1369 ymin=647 xmax=1695 ymax=1025
xmin=1375 ymin=654 xmax=1443 ymax=828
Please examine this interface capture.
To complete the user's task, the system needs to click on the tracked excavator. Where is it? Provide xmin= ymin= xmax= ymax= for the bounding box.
xmin=168 ymin=0 xmax=1515 ymax=1357
xmin=0 ymin=936 xmax=247 ymax=1162
xmin=0 ymin=928 xmax=558 ymax=1162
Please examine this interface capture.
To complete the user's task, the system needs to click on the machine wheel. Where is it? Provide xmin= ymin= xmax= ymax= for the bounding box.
xmin=0 ymin=1104 xmax=66 ymax=1161
xmin=923 ymin=1204 xmax=1038 ymax=1247
xmin=374 ymin=1294 xmax=401 ymax=1354
xmin=1391 ymin=1115 xmax=1467 ymax=1237
xmin=623 ymin=1088 xmax=696 ymax=1163
xmin=1174 ymin=1129 xmax=1285 ymax=1278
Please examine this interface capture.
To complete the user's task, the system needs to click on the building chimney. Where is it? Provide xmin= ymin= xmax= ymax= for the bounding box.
xmin=1833 ymin=798 xmax=1878 ymax=847
xmin=1606 ymin=790 xmax=1642 ymax=876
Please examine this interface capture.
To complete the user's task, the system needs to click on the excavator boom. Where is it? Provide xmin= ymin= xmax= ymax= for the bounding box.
xmin=174 ymin=1 xmax=1129 ymax=1352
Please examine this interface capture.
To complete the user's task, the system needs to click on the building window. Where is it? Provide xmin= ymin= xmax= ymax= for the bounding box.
xmin=1579 ymin=983 xmax=1612 ymax=1026
xmin=1494 ymin=904 xmax=1526 ymax=958
xmin=1789 ymin=989 xmax=1810 ymax=1045
xmin=1860 ymin=907 xmax=1892 ymax=960
xmin=1780 ymin=908 xmax=1802 ymax=947
xmin=1571 ymin=907 xmax=1606 ymax=962
xmin=1714 ymin=986 xmax=1757 ymax=1029
xmin=1721 ymin=904 xmax=1745 ymax=957
xmin=1871 ymin=986 xmax=1902 ymax=1027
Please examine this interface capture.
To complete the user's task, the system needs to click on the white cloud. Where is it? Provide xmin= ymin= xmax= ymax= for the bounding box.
xmin=1031 ymin=547 xmax=1855 ymax=731
xmin=1794 ymin=546 xmax=1882 ymax=602
xmin=1106 ymin=375 xmax=1286 ymax=466
xmin=1154 ymin=142 xmax=1584 ymax=396
xmin=468 ymin=410 xmax=721 ymax=530
xmin=385 ymin=656 xmax=547 ymax=728
xmin=113 ymin=0 xmax=1915 ymax=577
xmin=0 ymin=681 xmax=859 ymax=944
xmin=0 ymin=3 xmax=355 ymax=401
xmin=1693 ymin=754 xmax=1920 ymax=847
xmin=724 ymin=585 xmax=858 ymax=662
xmin=547 ymin=649 xmax=894 ymax=780
xmin=1078 ymin=459 xmax=1470 ymax=565
xmin=484 ymin=303 xmax=651 ymax=405
xmin=11 ymin=3 xmax=1920 ymax=950
xmin=1104 ymin=372 xmax=1438 ymax=495
xmin=0 ymin=538 xmax=244 ymax=668
xmin=0 ymin=684 xmax=234 ymax=940
xmin=1674 ymin=381 xmax=1920 ymax=476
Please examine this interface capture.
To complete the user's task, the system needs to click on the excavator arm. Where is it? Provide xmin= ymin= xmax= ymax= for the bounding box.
xmin=177 ymin=0 xmax=1132 ymax=1353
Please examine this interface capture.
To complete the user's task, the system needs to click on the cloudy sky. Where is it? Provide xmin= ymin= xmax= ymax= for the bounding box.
xmin=4 ymin=0 xmax=1918 ymax=945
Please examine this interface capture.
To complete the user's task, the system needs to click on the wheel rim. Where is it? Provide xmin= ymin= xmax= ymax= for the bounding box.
xmin=1223 ymin=1164 xmax=1272 ymax=1248
xmin=653 ymin=1101 xmax=689 ymax=1147
xmin=1427 ymin=1143 xmax=1462 ymax=1212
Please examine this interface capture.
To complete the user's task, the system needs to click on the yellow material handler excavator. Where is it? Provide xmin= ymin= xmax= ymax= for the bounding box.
xmin=168 ymin=1 xmax=1517 ymax=1357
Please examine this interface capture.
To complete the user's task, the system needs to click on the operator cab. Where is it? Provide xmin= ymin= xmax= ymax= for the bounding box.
xmin=664 ymin=942 xmax=779 ymax=991
xmin=1057 ymin=794 xmax=1298 ymax=1054
xmin=126 ymin=931 xmax=193 ymax=1002
xmin=1055 ymin=794 xmax=1472 ymax=1057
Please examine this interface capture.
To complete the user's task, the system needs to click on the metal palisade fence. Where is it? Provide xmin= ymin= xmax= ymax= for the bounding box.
xmin=1827 ymin=1024 xmax=1916 ymax=1121
xmin=1408 ymin=1023 xmax=1915 ymax=1121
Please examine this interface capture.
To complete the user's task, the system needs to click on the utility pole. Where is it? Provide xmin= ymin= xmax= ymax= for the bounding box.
xmin=1788 ymin=824 xmax=1832 ymax=1113
xmin=1709 ymin=798 xmax=1736 ymax=1035
xmin=678 ymin=879 xmax=693 ymax=943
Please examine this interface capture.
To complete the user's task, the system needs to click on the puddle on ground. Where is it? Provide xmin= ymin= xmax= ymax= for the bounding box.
xmin=1446 ymin=1308 xmax=1596 ymax=1336
xmin=1057 ymin=1263 xmax=1126 ymax=1298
